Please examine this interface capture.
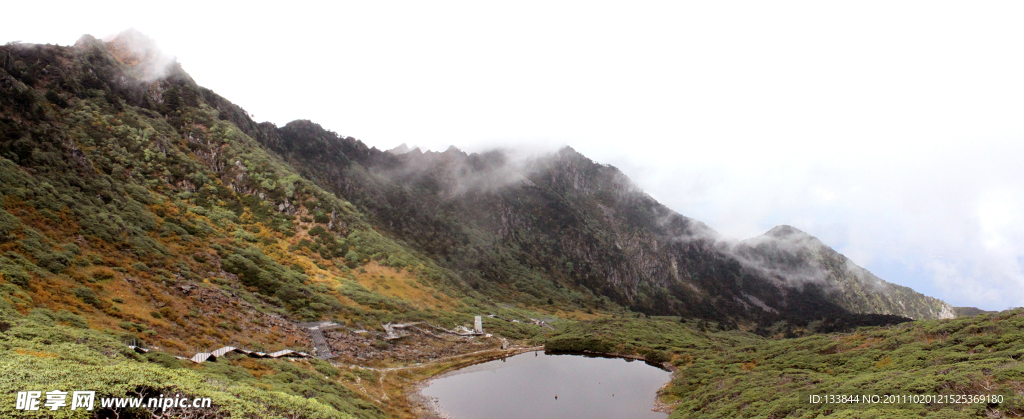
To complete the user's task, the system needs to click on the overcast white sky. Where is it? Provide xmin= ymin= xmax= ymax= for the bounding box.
xmin=5 ymin=1 xmax=1024 ymax=310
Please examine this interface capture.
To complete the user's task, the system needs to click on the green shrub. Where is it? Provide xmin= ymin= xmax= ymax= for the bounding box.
xmin=311 ymin=359 xmax=340 ymax=378
xmin=642 ymin=349 xmax=670 ymax=364
xmin=0 ymin=207 xmax=20 ymax=240
xmin=234 ymin=228 xmax=257 ymax=242
xmin=54 ymin=310 xmax=88 ymax=328
xmin=117 ymin=321 xmax=147 ymax=332
xmin=0 ymin=263 xmax=31 ymax=287
xmin=545 ymin=337 xmax=615 ymax=353
xmin=61 ymin=243 xmax=81 ymax=255
xmin=144 ymin=351 xmax=185 ymax=369
xmin=72 ymin=286 xmax=101 ymax=307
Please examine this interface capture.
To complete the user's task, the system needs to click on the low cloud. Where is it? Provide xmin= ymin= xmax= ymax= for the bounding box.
xmin=610 ymin=141 xmax=1024 ymax=311
xmin=726 ymin=227 xmax=831 ymax=288
xmin=380 ymin=143 xmax=566 ymax=198
xmin=103 ymin=28 xmax=176 ymax=82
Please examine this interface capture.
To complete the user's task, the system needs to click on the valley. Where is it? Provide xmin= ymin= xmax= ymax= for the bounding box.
xmin=0 ymin=32 xmax=1021 ymax=418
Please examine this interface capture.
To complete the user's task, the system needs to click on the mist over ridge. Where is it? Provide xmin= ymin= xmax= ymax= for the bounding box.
xmin=5 ymin=19 xmax=1022 ymax=311
xmin=116 ymin=26 xmax=967 ymax=320
xmin=248 ymin=115 xmax=955 ymax=323
xmin=378 ymin=142 xmax=952 ymax=320
xmin=0 ymin=29 xmax=959 ymax=330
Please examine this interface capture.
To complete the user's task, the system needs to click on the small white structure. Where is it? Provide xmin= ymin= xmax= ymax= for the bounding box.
xmin=382 ymin=323 xmax=399 ymax=340
xmin=474 ymin=316 xmax=483 ymax=334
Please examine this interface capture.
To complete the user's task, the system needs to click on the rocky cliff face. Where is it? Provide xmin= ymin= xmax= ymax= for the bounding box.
xmin=251 ymin=121 xmax=953 ymax=325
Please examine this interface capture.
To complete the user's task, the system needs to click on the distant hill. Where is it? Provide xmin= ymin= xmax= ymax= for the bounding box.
xmin=954 ymin=306 xmax=996 ymax=317
xmin=735 ymin=225 xmax=954 ymax=320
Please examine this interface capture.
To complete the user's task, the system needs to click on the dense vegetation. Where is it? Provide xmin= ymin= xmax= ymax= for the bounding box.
xmin=0 ymin=287 xmax=382 ymax=418
xmin=547 ymin=312 xmax=1024 ymax=418
xmin=0 ymin=33 xmax=486 ymax=417
xmin=0 ymin=32 xmax=480 ymax=335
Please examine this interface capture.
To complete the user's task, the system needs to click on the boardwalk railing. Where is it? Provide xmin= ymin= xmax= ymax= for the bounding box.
xmin=127 ymin=344 xmax=312 ymax=364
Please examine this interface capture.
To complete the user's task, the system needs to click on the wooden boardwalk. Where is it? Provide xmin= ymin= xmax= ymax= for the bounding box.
xmin=299 ymin=321 xmax=344 ymax=359
xmin=127 ymin=344 xmax=312 ymax=364
xmin=127 ymin=317 xmax=497 ymax=364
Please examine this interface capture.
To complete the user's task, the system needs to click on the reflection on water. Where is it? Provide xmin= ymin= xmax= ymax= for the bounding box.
xmin=422 ymin=351 xmax=670 ymax=419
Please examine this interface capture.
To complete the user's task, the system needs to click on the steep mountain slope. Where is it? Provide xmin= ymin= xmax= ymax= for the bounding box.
xmin=736 ymin=225 xmax=954 ymax=320
xmin=245 ymin=120 xmax=951 ymax=326
xmin=0 ymin=33 xmax=491 ymax=418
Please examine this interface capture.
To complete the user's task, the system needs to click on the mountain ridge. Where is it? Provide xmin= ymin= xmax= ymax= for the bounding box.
xmin=248 ymin=117 xmax=953 ymax=325
xmin=0 ymin=31 xmax=952 ymax=331
xmin=736 ymin=225 xmax=954 ymax=320
xmin=2 ymin=31 xmax=1006 ymax=419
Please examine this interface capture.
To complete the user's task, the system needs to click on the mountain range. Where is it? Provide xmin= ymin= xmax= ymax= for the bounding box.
xmin=253 ymin=119 xmax=954 ymax=326
xmin=0 ymin=31 xmax=954 ymax=331
xmin=0 ymin=30 xmax=997 ymax=419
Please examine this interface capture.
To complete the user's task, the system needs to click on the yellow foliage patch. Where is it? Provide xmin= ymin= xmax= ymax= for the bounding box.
xmin=353 ymin=262 xmax=455 ymax=310
xmin=14 ymin=348 xmax=59 ymax=358
xmin=237 ymin=358 xmax=276 ymax=379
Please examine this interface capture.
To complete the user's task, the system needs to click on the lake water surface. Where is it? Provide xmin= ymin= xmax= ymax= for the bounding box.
xmin=421 ymin=351 xmax=671 ymax=419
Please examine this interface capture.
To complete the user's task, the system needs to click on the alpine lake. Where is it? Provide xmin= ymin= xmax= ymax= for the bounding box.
xmin=421 ymin=350 xmax=671 ymax=419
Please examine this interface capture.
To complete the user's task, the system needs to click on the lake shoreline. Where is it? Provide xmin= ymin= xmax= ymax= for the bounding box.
xmin=409 ymin=346 xmax=677 ymax=419
xmin=406 ymin=345 xmax=544 ymax=419
xmin=545 ymin=349 xmax=679 ymax=372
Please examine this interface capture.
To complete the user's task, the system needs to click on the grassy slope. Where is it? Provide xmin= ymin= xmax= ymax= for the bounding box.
xmin=0 ymin=298 xmax=376 ymax=418
xmin=0 ymin=38 xmax=496 ymax=418
xmin=548 ymin=312 xmax=1024 ymax=418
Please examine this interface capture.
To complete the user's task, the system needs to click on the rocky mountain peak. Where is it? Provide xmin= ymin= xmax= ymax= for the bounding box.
xmin=387 ymin=143 xmax=412 ymax=154
xmin=764 ymin=224 xmax=810 ymax=239
xmin=103 ymin=28 xmax=178 ymax=82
